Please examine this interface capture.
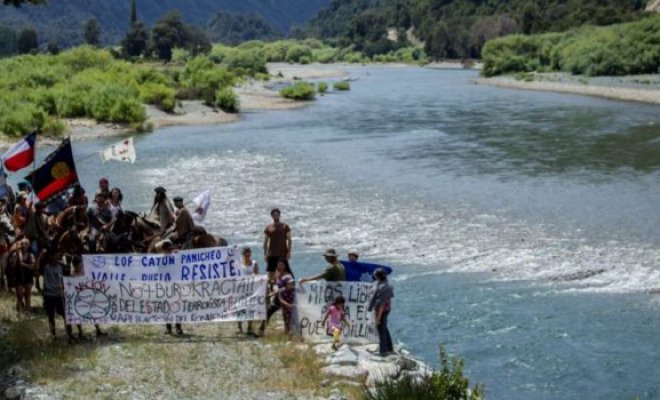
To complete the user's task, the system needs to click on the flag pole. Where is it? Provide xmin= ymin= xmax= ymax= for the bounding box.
xmin=29 ymin=130 xmax=38 ymax=202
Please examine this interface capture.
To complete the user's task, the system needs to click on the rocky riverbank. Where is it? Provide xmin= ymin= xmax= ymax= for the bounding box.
xmin=475 ymin=73 xmax=660 ymax=106
xmin=0 ymin=292 xmax=430 ymax=400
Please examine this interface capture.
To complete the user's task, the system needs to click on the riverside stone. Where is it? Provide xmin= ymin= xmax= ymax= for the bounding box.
xmin=321 ymin=365 xmax=368 ymax=379
xmin=4 ymin=386 xmax=25 ymax=400
xmin=325 ymin=347 xmax=358 ymax=366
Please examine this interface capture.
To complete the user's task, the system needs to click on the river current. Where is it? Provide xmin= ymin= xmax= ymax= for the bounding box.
xmin=59 ymin=66 xmax=660 ymax=399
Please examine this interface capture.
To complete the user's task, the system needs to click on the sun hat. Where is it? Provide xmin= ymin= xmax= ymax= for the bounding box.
xmin=324 ymin=248 xmax=338 ymax=258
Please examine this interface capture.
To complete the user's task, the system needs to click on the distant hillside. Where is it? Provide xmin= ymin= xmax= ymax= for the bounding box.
xmin=0 ymin=0 xmax=329 ymax=47
xmin=300 ymin=0 xmax=649 ymax=60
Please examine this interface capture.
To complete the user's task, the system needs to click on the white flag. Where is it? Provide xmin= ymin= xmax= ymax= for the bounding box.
xmin=100 ymin=137 xmax=136 ymax=163
xmin=192 ymin=190 xmax=211 ymax=222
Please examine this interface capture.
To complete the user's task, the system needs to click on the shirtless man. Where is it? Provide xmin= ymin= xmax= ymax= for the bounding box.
xmin=263 ymin=208 xmax=291 ymax=282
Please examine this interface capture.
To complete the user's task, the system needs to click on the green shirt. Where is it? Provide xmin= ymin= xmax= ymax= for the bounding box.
xmin=321 ymin=261 xmax=346 ymax=282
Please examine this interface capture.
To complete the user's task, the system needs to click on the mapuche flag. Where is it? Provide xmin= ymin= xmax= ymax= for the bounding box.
xmin=25 ymin=138 xmax=79 ymax=202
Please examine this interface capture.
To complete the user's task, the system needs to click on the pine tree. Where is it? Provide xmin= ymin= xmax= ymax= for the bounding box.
xmin=84 ymin=18 xmax=101 ymax=46
xmin=130 ymin=0 xmax=137 ymax=24
xmin=16 ymin=27 xmax=38 ymax=54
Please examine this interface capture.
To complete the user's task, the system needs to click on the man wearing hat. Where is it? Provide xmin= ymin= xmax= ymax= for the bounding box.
xmin=146 ymin=186 xmax=175 ymax=236
xmin=300 ymin=248 xmax=346 ymax=285
xmin=166 ymin=196 xmax=194 ymax=247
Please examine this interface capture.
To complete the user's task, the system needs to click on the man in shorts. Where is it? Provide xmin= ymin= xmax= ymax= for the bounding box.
xmin=42 ymin=249 xmax=75 ymax=343
xmin=263 ymin=208 xmax=291 ymax=282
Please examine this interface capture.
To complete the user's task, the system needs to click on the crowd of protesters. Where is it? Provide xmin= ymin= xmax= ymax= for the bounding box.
xmin=0 ymin=179 xmax=394 ymax=355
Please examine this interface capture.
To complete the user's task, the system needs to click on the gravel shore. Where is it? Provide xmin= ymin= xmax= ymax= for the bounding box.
xmin=475 ymin=74 xmax=660 ymax=105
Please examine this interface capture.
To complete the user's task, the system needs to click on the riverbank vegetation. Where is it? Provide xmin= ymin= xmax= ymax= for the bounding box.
xmin=300 ymin=0 xmax=648 ymax=61
xmin=0 ymin=43 xmax=276 ymax=136
xmin=361 ymin=348 xmax=482 ymax=400
xmin=482 ymin=14 xmax=660 ymax=77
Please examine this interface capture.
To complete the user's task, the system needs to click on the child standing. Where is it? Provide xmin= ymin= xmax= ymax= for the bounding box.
xmin=323 ymin=296 xmax=351 ymax=350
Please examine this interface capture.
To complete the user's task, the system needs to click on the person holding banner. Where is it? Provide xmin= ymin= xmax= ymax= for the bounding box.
xmin=368 ymin=268 xmax=394 ymax=356
xmin=259 ymin=259 xmax=295 ymax=336
xmin=41 ymin=249 xmax=75 ymax=343
xmin=159 ymin=239 xmax=184 ymax=336
xmin=299 ymin=248 xmax=346 ymax=285
xmin=237 ymin=246 xmax=259 ymax=336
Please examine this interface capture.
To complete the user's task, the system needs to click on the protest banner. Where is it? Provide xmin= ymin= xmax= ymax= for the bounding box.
xmin=295 ymin=281 xmax=378 ymax=344
xmin=82 ymin=246 xmax=240 ymax=282
xmin=63 ymin=275 xmax=267 ymax=325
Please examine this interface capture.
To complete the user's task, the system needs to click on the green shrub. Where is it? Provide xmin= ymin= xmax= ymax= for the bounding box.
xmin=333 ymin=81 xmax=350 ymax=91
xmin=42 ymin=117 xmax=66 ymax=136
xmin=317 ymin=81 xmax=328 ymax=93
xmin=285 ymin=45 xmax=313 ymax=63
xmin=221 ymin=49 xmax=267 ymax=75
xmin=139 ymin=83 xmax=176 ymax=112
xmin=279 ymin=81 xmax=315 ymax=100
xmin=313 ymin=48 xmax=338 ymax=63
xmin=87 ymin=85 xmax=143 ymax=123
xmin=361 ymin=347 xmax=482 ymax=400
xmin=57 ymin=45 xmax=113 ymax=72
xmin=215 ymin=87 xmax=239 ymax=113
xmin=0 ymin=98 xmax=46 ymax=136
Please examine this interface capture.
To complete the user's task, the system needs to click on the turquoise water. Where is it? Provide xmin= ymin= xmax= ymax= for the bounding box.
xmin=55 ymin=66 xmax=660 ymax=399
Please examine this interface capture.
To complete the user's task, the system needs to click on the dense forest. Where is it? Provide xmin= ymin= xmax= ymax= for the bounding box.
xmin=299 ymin=0 xmax=650 ymax=59
xmin=0 ymin=0 xmax=328 ymax=47
xmin=207 ymin=12 xmax=281 ymax=45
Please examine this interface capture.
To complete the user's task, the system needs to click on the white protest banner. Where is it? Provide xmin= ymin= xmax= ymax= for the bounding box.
xmin=63 ymin=275 xmax=267 ymax=325
xmin=82 ymin=246 xmax=240 ymax=282
xmin=295 ymin=281 xmax=378 ymax=344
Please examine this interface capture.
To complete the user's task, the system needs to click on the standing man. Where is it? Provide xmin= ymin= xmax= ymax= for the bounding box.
xmin=263 ymin=208 xmax=291 ymax=282
xmin=299 ymin=248 xmax=346 ymax=284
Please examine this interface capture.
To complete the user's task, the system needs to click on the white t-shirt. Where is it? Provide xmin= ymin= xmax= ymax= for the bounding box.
xmin=240 ymin=259 xmax=257 ymax=276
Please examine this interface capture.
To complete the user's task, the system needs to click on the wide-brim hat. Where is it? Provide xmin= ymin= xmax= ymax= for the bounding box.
xmin=173 ymin=196 xmax=184 ymax=203
xmin=324 ymin=248 xmax=338 ymax=258
xmin=154 ymin=186 xmax=166 ymax=194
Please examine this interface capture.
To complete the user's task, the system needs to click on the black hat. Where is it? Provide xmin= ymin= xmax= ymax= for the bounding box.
xmin=173 ymin=196 xmax=183 ymax=203
xmin=154 ymin=186 xmax=166 ymax=194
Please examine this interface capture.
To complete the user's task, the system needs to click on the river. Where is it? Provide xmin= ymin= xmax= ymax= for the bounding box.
xmin=64 ymin=66 xmax=660 ymax=399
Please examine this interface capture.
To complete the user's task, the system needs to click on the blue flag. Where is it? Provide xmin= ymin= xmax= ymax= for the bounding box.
xmin=341 ymin=260 xmax=393 ymax=282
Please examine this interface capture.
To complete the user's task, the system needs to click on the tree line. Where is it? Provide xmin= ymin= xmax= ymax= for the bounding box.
xmin=0 ymin=0 xmax=298 ymax=57
xmin=299 ymin=0 xmax=650 ymax=60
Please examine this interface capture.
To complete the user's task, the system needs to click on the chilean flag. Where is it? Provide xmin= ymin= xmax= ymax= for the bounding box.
xmin=2 ymin=131 xmax=36 ymax=172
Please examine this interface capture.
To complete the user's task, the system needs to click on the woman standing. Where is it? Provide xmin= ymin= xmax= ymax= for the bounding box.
xmin=368 ymin=268 xmax=394 ymax=356
xmin=237 ymin=246 xmax=259 ymax=336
